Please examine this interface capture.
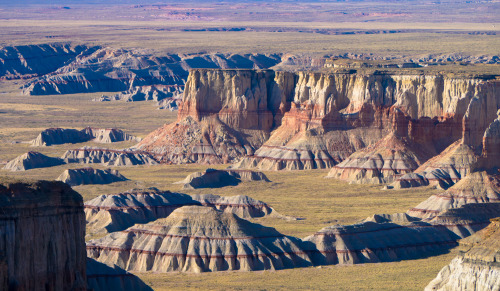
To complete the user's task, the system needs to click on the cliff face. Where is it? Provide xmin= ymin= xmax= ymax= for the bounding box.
xmin=138 ymin=69 xmax=499 ymax=173
xmin=0 ymin=180 xmax=86 ymax=291
xmin=425 ymin=218 xmax=500 ymax=291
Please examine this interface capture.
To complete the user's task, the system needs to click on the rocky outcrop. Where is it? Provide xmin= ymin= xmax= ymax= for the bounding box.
xmin=425 ymin=218 xmax=500 ymax=291
xmin=142 ymin=69 xmax=498 ymax=171
xmin=191 ymin=194 xmax=277 ymax=219
xmin=135 ymin=69 xmax=297 ymax=164
xmin=85 ymin=189 xmax=198 ymax=236
xmin=30 ymin=127 xmax=140 ymax=146
xmin=326 ymin=131 xmax=433 ymax=184
xmin=408 ymin=171 xmax=500 ymax=219
xmin=86 ymin=258 xmax=153 ymax=291
xmin=21 ymin=47 xmax=282 ymax=95
xmin=85 ymin=188 xmax=278 ymax=237
xmin=304 ymin=221 xmax=460 ymax=265
xmin=0 ymin=43 xmax=92 ymax=80
xmin=96 ymin=85 xmax=183 ymax=111
xmin=87 ymin=206 xmax=314 ymax=273
xmin=175 ymin=168 xmax=269 ymax=189
xmin=57 ymin=168 xmax=128 ymax=186
xmin=62 ymin=147 xmax=158 ymax=166
xmin=2 ymin=151 xmax=65 ymax=171
xmin=0 ymin=180 xmax=86 ymax=290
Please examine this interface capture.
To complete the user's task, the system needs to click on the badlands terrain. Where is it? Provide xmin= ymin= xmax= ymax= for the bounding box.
xmin=1 ymin=0 xmax=500 ymax=290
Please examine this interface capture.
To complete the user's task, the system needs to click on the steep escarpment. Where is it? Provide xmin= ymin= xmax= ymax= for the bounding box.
xmin=0 ymin=43 xmax=93 ymax=79
xmin=135 ymin=69 xmax=296 ymax=164
xmin=138 ymin=68 xmax=499 ymax=172
xmin=85 ymin=188 xmax=278 ymax=237
xmin=175 ymin=168 xmax=269 ymax=189
xmin=57 ymin=168 xmax=128 ymax=186
xmin=425 ymin=218 xmax=500 ymax=291
xmin=87 ymin=206 xmax=314 ymax=273
xmin=20 ymin=47 xmax=282 ymax=95
xmin=0 ymin=180 xmax=86 ymax=290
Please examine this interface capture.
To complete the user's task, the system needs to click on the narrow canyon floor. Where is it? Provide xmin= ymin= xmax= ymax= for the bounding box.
xmin=0 ymin=85 xmax=457 ymax=290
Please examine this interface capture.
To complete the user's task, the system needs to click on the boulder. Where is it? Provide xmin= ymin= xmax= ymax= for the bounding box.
xmin=57 ymin=168 xmax=128 ymax=186
xmin=175 ymin=168 xmax=270 ymax=189
xmin=2 ymin=151 xmax=65 ymax=171
xmin=87 ymin=206 xmax=314 ymax=273
xmin=0 ymin=180 xmax=86 ymax=290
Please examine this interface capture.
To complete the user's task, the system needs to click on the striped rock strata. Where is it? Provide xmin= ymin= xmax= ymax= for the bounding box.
xmin=138 ymin=69 xmax=499 ymax=171
xmin=0 ymin=180 xmax=86 ymax=290
xmin=87 ymin=206 xmax=313 ymax=273
xmin=62 ymin=147 xmax=158 ymax=166
xmin=408 ymin=171 xmax=500 ymax=219
xmin=57 ymin=168 xmax=128 ymax=186
xmin=30 ymin=127 xmax=140 ymax=146
xmin=425 ymin=218 xmax=500 ymax=291
xmin=2 ymin=151 xmax=65 ymax=171
xmin=175 ymin=168 xmax=270 ymax=189
xmin=84 ymin=188 xmax=278 ymax=237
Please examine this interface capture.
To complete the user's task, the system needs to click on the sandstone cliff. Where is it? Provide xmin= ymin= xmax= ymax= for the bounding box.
xmin=3 ymin=151 xmax=65 ymax=171
xmin=425 ymin=218 xmax=500 ymax=291
xmin=137 ymin=69 xmax=499 ymax=174
xmin=87 ymin=206 xmax=314 ymax=273
xmin=0 ymin=180 xmax=86 ymax=290
xmin=57 ymin=168 xmax=128 ymax=186
xmin=175 ymin=168 xmax=269 ymax=189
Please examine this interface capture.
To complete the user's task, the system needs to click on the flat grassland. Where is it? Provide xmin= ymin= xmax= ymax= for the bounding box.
xmin=0 ymin=82 xmax=454 ymax=290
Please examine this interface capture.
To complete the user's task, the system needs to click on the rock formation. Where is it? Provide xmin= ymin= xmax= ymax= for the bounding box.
xmin=175 ymin=168 xmax=270 ymax=189
xmin=96 ymin=85 xmax=183 ymax=110
xmin=21 ymin=47 xmax=282 ymax=95
xmin=85 ymin=188 xmax=198 ymax=236
xmin=86 ymin=258 xmax=153 ymax=291
xmin=304 ymin=220 xmax=460 ymax=265
xmin=425 ymin=218 xmax=500 ymax=291
xmin=135 ymin=69 xmax=295 ymax=164
xmin=62 ymin=147 xmax=158 ymax=166
xmin=191 ymin=194 xmax=277 ymax=219
xmin=408 ymin=171 xmax=500 ymax=219
xmin=0 ymin=180 xmax=86 ymax=290
xmin=30 ymin=127 xmax=140 ymax=146
xmin=2 ymin=151 xmax=65 ymax=171
xmin=87 ymin=206 xmax=314 ymax=273
xmin=57 ymin=168 xmax=128 ymax=186
xmin=137 ymin=69 xmax=499 ymax=174
xmin=0 ymin=43 xmax=92 ymax=80
xmin=85 ymin=188 xmax=278 ymax=237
